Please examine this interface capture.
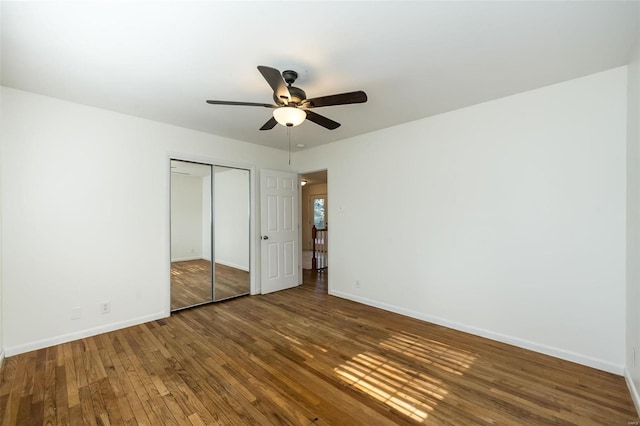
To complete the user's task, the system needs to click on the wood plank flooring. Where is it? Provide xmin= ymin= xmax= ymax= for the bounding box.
xmin=171 ymin=260 xmax=249 ymax=310
xmin=1 ymin=270 xmax=638 ymax=425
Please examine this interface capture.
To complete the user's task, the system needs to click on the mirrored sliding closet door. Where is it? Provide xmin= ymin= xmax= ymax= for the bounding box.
xmin=170 ymin=160 xmax=250 ymax=311
xmin=213 ymin=166 xmax=250 ymax=301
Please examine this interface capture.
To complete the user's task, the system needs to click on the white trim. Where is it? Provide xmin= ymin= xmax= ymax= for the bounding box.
xmin=330 ymin=289 xmax=624 ymax=375
xmin=0 ymin=349 xmax=5 ymax=369
xmin=625 ymin=368 xmax=640 ymax=417
xmin=171 ymin=256 xmax=203 ymax=262
xmin=4 ymin=311 xmax=167 ymax=357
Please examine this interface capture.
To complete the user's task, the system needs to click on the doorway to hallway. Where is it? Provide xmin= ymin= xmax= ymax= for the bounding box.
xmin=300 ymin=170 xmax=328 ymax=278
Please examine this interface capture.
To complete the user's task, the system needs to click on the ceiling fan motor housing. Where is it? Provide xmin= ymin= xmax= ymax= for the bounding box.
xmin=273 ymin=70 xmax=307 ymax=105
xmin=282 ymin=70 xmax=298 ymax=85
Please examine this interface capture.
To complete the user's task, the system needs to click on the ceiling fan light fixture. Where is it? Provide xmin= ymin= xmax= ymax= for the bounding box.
xmin=273 ymin=107 xmax=306 ymax=127
xmin=207 ymin=66 xmax=367 ymax=131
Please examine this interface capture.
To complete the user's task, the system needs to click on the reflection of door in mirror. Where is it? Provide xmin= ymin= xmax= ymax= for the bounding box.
xmin=214 ymin=166 xmax=250 ymax=301
xmin=170 ymin=160 xmax=213 ymax=310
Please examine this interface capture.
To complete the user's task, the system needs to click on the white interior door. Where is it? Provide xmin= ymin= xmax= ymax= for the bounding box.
xmin=261 ymin=169 xmax=300 ymax=294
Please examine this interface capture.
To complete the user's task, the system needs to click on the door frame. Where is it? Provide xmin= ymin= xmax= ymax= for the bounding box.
xmin=297 ymin=169 xmax=328 ymax=288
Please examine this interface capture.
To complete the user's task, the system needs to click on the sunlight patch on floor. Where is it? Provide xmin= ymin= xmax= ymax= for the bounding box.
xmin=273 ymin=329 xmax=317 ymax=359
xmin=334 ymin=332 xmax=476 ymax=422
xmin=381 ymin=332 xmax=476 ymax=375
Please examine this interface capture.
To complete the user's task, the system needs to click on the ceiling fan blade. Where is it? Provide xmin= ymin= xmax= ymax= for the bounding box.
xmin=257 ymin=66 xmax=291 ymax=104
xmin=305 ymin=110 xmax=341 ymax=130
xmin=303 ymin=90 xmax=367 ymax=108
xmin=206 ymin=100 xmax=276 ymax=108
xmin=259 ymin=117 xmax=278 ymax=131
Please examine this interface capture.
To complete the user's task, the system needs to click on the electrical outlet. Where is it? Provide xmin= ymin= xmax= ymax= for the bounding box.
xmin=356 ymin=280 xmax=361 ymax=288
xmin=71 ymin=307 xmax=81 ymax=320
xmin=100 ymin=301 xmax=111 ymax=314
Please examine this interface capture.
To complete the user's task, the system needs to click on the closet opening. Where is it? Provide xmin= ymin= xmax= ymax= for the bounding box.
xmin=170 ymin=159 xmax=250 ymax=311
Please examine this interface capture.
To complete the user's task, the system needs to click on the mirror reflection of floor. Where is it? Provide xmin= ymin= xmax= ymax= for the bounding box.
xmin=171 ymin=259 xmax=249 ymax=310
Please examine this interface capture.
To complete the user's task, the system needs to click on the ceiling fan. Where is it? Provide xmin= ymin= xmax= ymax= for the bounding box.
xmin=206 ymin=66 xmax=367 ymax=130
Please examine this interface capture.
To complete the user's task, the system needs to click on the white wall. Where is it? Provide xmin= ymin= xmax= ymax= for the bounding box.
xmin=295 ymin=67 xmax=627 ymax=373
xmin=0 ymin=86 xmax=286 ymax=355
xmin=0 ymin=0 xmax=4 ymax=368
xmin=215 ymin=168 xmax=250 ymax=270
xmin=170 ymin=174 xmax=205 ymax=261
xmin=626 ymin=4 xmax=640 ymax=411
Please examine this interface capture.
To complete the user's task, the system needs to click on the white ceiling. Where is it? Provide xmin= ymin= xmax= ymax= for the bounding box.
xmin=2 ymin=1 xmax=638 ymax=152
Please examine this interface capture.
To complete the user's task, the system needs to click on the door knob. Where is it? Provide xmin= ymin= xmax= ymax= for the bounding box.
xmin=262 ymin=235 xmax=269 ymax=240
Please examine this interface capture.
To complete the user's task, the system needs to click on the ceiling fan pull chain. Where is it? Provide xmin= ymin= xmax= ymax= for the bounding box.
xmin=288 ymin=126 xmax=291 ymax=166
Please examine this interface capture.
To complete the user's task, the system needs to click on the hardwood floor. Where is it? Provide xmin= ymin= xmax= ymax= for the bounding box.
xmin=1 ymin=270 xmax=637 ymax=425
xmin=171 ymin=260 xmax=250 ymax=310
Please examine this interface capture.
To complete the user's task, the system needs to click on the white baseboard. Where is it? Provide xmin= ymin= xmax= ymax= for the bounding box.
xmin=0 ymin=349 xmax=5 ymax=369
xmin=171 ymin=256 xmax=202 ymax=262
xmin=625 ymin=368 xmax=640 ymax=417
xmin=330 ymin=290 xmax=624 ymax=375
xmin=4 ymin=311 xmax=168 ymax=357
